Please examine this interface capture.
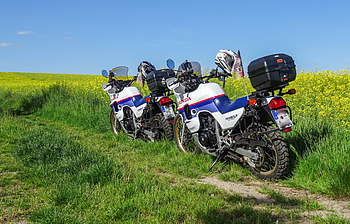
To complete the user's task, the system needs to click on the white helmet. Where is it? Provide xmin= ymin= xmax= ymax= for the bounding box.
xmin=215 ymin=49 xmax=238 ymax=74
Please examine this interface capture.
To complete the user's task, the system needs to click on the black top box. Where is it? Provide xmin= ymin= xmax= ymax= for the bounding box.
xmin=146 ymin=69 xmax=175 ymax=94
xmin=247 ymin=53 xmax=296 ymax=91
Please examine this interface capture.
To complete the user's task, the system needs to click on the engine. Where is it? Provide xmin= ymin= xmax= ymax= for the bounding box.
xmin=198 ymin=113 xmax=217 ymax=147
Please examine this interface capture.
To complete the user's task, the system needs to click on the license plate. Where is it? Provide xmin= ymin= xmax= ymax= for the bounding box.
xmin=271 ymin=108 xmax=294 ymax=129
xmin=161 ymin=105 xmax=175 ymax=119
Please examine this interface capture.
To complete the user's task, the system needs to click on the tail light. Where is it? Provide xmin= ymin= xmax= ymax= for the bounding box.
xmin=159 ymin=97 xmax=171 ymax=105
xmin=284 ymin=127 xmax=292 ymax=133
xmin=269 ymin=97 xmax=286 ymax=109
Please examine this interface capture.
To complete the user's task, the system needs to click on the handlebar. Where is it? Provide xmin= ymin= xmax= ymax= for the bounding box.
xmin=109 ymin=75 xmax=137 ymax=89
xmin=209 ymin=69 xmax=231 ymax=78
xmin=165 ymin=60 xmax=234 ymax=92
xmin=173 ymin=68 xmax=232 ymax=85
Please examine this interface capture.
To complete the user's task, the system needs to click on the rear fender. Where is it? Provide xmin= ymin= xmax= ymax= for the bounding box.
xmin=262 ymin=105 xmax=276 ymax=124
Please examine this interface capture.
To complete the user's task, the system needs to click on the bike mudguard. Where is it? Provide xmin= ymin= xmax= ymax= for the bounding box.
xmin=214 ymin=95 xmax=248 ymax=114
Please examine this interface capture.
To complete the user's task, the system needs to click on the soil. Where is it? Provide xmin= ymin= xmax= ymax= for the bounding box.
xmin=198 ymin=176 xmax=350 ymax=223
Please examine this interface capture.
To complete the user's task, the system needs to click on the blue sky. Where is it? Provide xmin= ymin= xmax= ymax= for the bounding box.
xmin=1 ymin=0 xmax=350 ymax=75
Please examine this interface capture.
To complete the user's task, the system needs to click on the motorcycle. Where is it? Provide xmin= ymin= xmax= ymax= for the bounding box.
xmin=165 ymin=50 xmax=296 ymax=180
xmin=101 ymin=62 xmax=175 ymax=141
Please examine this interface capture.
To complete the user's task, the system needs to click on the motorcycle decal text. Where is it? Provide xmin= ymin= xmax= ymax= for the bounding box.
xmin=179 ymin=97 xmax=191 ymax=106
xmin=225 ymin=114 xmax=238 ymax=121
xmin=177 ymin=94 xmax=226 ymax=111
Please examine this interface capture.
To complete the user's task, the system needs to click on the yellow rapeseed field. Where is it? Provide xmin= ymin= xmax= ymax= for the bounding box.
xmin=0 ymin=72 xmax=105 ymax=95
xmin=287 ymin=69 xmax=350 ymax=129
xmin=1 ymin=69 xmax=349 ymax=129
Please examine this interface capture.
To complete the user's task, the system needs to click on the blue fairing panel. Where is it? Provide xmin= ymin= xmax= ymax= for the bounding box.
xmin=132 ymin=95 xmax=146 ymax=107
xmin=214 ymin=95 xmax=248 ymax=114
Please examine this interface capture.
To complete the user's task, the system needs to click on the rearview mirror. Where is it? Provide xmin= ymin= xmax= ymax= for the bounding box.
xmin=102 ymin=70 xmax=108 ymax=78
xmin=166 ymin=59 xmax=175 ymax=69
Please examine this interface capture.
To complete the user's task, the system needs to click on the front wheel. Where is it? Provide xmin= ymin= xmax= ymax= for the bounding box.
xmin=246 ymin=124 xmax=289 ymax=181
xmin=110 ymin=109 xmax=121 ymax=135
xmin=174 ymin=114 xmax=200 ymax=154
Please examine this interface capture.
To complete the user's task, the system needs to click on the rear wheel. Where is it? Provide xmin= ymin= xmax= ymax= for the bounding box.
xmin=110 ymin=109 xmax=121 ymax=135
xmin=174 ymin=114 xmax=201 ymax=154
xmin=246 ymin=124 xmax=289 ymax=180
xmin=150 ymin=114 xmax=174 ymax=141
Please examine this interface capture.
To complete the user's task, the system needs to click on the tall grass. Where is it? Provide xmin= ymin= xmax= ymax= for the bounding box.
xmin=14 ymin=127 xmax=121 ymax=186
xmin=34 ymin=82 xmax=109 ymax=133
xmin=285 ymin=119 xmax=350 ymax=197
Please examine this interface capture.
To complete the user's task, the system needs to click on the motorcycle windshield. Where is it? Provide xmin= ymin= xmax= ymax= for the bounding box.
xmin=178 ymin=61 xmax=201 ymax=76
xmin=111 ymin=66 xmax=129 ymax=79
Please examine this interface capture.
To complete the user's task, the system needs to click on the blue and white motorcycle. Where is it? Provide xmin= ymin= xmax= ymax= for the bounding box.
xmin=166 ymin=50 xmax=296 ymax=180
xmin=101 ymin=64 xmax=175 ymax=141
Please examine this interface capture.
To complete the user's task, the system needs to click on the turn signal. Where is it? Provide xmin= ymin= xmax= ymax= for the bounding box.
xmin=145 ymin=97 xmax=151 ymax=103
xmin=288 ymin=89 xmax=296 ymax=95
xmin=248 ymin=98 xmax=257 ymax=106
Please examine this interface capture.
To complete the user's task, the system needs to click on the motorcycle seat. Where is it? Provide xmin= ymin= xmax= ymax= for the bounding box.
xmin=132 ymin=95 xmax=146 ymax=107
xmin=214 ymin=95 xmax=248 ymax=114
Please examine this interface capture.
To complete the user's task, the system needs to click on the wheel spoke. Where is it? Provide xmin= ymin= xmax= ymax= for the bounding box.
xmin=265 ymin=162 xmax=274 ymax=171
xmin=265 ymin=150 xmax=276 ymax=161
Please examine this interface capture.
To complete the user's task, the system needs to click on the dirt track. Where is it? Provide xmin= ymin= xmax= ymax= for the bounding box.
xmin=199 ymin=176 xmax=350 ymax=222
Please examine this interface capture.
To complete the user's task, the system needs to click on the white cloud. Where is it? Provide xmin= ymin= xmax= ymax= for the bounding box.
xmin=17 ymin=31 xmax=35 ymax=35
xmin=0 ymin=43 xmax=14 ymax=47
xmin=64 ymin=37 xmax=72 ymax=40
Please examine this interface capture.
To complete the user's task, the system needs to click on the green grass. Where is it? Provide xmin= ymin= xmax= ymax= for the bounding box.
xmin=1 ymin=114 xmax=279 ymax=223
xmin=34 ymin=83 xmax=109 ymax=133
xmin=1 ymin=74 xmax=350 ymax=223
xmin=283 ymin=118 xmax=350 ymax=197
xmin=259 ymin=185 xmax=323 ymax=211
xmin=0 ymin=87 xmax=49 ymax=115
xmin=312 ymin=214 xmax=350 ymax=224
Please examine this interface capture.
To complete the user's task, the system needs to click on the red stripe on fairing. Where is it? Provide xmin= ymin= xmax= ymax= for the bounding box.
xmin=110 ymin=94 xmax=141 ymax=106
xmin=177 ymin=94 xmax=225 ymax=111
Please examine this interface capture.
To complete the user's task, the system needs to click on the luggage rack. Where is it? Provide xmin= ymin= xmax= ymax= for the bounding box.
xmin=252 ymin=83 xmax=290 ymax=96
